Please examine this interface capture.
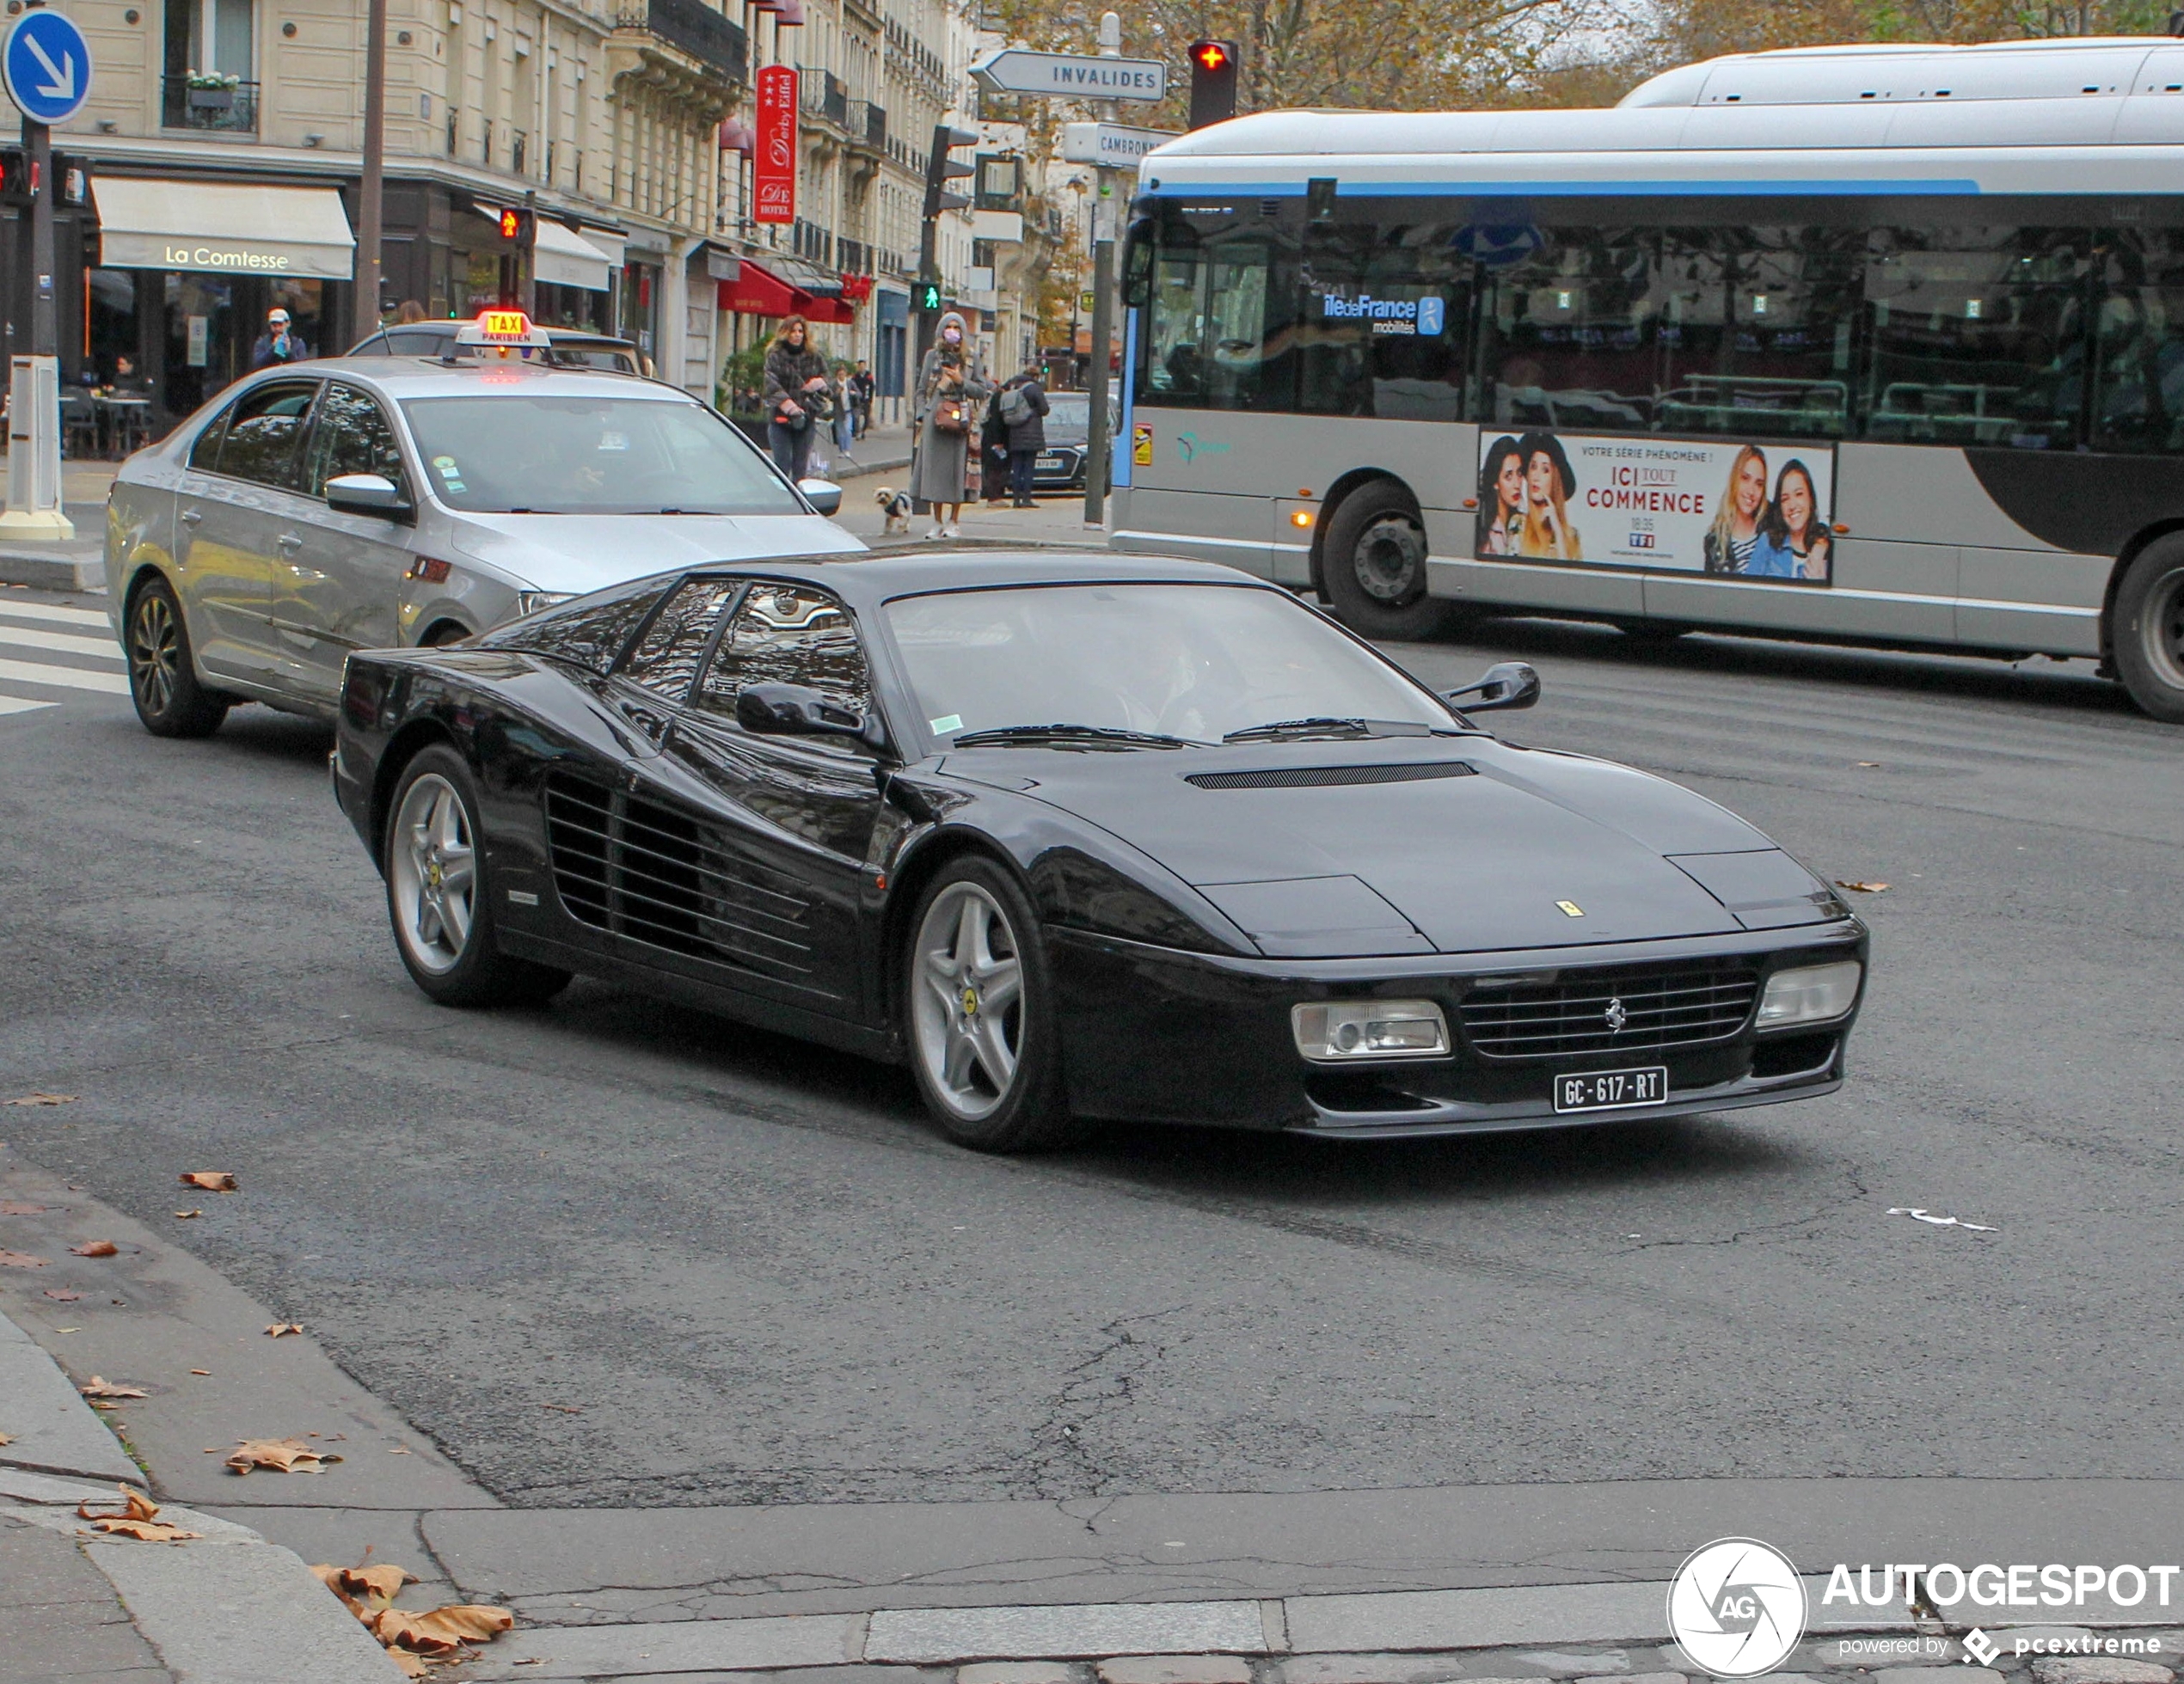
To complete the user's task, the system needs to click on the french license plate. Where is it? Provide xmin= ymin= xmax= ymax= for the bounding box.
xmin=1036 ymin=454 xmax=1065 ymax=468
xmin=1554 ymin=1066 xmax=1668 ymax=1113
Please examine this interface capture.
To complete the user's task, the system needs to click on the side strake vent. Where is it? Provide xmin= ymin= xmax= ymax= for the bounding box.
xmin=1186 ymin=762 xmax=1475 ymax=791
xmin=543 ymin=771 xmax=813 ymax=978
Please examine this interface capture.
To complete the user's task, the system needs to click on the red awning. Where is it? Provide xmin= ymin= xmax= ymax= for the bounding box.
xmin=720 ymin=257 xmax=856 ymax=322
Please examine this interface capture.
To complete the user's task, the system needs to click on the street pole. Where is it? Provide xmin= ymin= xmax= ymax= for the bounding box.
xmin=1081 ymin=9 xmax=1120 ymax=531
xmin=25 ymin=112 xmax=51 ymax=356
xmin=358 ymin=0 xmax=388 ymax=331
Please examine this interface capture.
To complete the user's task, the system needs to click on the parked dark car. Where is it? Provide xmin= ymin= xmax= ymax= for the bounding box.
xmin=333 ymin=552 xmax=1868 ymax=1152
xmin=1030 ymin=391 xmax=1093 ymax=493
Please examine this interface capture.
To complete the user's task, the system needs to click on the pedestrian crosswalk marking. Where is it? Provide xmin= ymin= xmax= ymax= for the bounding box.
xmin=0 ymin=656 xmax=129 ymax=695
xmin=0 ymin=624 xmax=121 ymax=659
xmin=0 ymin=694 xmax=55 ymax=715
xmin=0 ymin=598 xmax=109 ymax=628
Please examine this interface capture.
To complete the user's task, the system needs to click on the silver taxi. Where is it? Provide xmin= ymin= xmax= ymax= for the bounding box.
xmin=104 ymin=336 xmax=861 ymax=737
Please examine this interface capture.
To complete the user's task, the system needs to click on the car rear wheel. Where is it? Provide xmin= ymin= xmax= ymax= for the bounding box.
xmin=126 ymin=576 xmax=230 ymax=738
xmin=904 ymin=857 xmax=1078 ymax=1152
xmin=384 ymin=746 xmax=570 ymax=1007
xmin=1320 ymin=481 xmax=1449 ymax=642
xmin=2113 ymin=536 xmax=2184 ymax=724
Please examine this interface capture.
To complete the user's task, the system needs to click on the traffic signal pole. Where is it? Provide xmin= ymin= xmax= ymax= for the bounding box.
xmin=25 ymin=111 xmax=52 ymax=355
xmin=357 ymin=0 xmax=387 ymax=331
xmin=1081 ymin=9 xmax=1121 ymax=532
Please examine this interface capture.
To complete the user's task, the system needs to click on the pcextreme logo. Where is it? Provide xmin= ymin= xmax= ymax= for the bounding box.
xmin=1668 ymin=1538 xmax=1809 ymax=1679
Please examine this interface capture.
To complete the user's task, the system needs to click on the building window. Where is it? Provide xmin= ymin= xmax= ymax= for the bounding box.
xmin=512 ymin=131 xmax=527 ymax=174
xmin=164 ymin=0 xmax=253 ymax=83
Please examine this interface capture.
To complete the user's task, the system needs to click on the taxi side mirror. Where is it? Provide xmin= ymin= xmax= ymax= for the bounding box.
xmin=326 ymin=473 xmax=414 ymax=523
xmin=797 ymin=477 xmax=843 ymax=517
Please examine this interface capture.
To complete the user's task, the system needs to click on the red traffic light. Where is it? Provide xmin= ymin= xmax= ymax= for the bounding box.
xmin=498 ymin=207 xmax=521 ymax=240
xmin=1193 ymin=40 xmax=1230 ymax=71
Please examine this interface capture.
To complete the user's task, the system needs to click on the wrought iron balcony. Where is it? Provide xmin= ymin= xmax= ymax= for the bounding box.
xmin=850 ymin=100 xmax=886 ymax=152
xmin=162 ymin=76 xmax=259 ymax=134
xmin=615 ymin=0 xmax=747 ymax=85
xmin=798 ymin=67 xmax=849 ymax=130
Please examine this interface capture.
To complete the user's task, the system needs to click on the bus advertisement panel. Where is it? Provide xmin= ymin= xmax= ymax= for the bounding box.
xmin=1474 ymin=432 xmax=1837 ymax=584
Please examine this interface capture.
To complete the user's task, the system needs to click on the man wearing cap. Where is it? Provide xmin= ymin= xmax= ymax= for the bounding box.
xmin=248 ymin=307 xmax=312 ymax=370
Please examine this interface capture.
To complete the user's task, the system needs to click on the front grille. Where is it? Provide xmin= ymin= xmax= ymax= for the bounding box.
xmin=543 ymin=771 xmax=812 ymax=977
xmin=1187 ymin=762 xmax=1475 ymax=791
xmin=1459 ymin=961 xmax=1759 ymax=1059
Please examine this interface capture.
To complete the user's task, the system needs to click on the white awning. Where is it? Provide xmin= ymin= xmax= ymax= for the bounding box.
xmin=473 ymin=211 xmax=615 ymax=291
xmin=92 ymin=178 xmax=355 ymax=280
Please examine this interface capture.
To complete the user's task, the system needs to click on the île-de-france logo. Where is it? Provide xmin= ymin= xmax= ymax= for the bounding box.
xmin=1668 ymin=1537 xmax=1808 ymax=1678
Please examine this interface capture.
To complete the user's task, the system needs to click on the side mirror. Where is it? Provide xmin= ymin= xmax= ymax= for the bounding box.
xmin=735 ymin=682 xmax=886 ymax=750
xmin=326 ymin=472 xmax=413 ymax=521
xmin=1444 ymin=660 xmax=1540 ymax=713
xmin=797 ymin=477 xmax=843 ymax=517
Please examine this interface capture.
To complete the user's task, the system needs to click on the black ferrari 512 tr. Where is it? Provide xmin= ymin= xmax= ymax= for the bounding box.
xmin=332 ymin=551 xmax=1868 ymax=1152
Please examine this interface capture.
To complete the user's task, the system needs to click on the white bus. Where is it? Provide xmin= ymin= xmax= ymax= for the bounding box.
xmin=1112 ymin=38 xmax=2184 ymax=721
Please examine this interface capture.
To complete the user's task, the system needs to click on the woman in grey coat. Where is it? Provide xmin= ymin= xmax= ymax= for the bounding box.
xmin=911 ymin=312 xmax=991 ymax=539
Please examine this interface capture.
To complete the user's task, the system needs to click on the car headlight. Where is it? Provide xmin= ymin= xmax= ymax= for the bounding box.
xmin=515 ymin=591 xmax=573 ymax=617
xmin=1292 ymin=1000 xmax=1450 ymax=1062
xmin=1755 ymin=960 xmax=1862 ymax=1029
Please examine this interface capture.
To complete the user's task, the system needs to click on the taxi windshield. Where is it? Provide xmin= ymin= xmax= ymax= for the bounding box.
xmin=399 ymin=394 xmax=804 ymax=516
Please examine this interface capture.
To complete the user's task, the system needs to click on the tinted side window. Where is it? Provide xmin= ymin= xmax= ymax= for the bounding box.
xmin=618 ymin=579 xmax=741 ymax=701
xmin=187 ymin=405 xmax=233 ymax=471
xmin=1477 ymin=230 xmax=1659 ymax=433
xmin=1298 ymin=224 xmax=1469 ymax=421
xmin=383 ymin=328 xmax=451 ymax=355
xmin=1863 ymin=226 xmax=2091 ymax=451
xmin=2092 ymin=229 xmax=2184 ymax=454
xmin=696 ymin=585 xmax=872 ymax=721
xmin=304 ymin=383 xmax=409 ymax=499
xmin=215 ymin=380 xmax=318 ymax=488
xmin=482 ymin=577 xmax=674 ymax=672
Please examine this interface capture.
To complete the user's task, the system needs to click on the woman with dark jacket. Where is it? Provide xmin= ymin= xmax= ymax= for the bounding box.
xmin=762 ymin=315 xmax=831 ymax=481
xmin=1000 ymin=364 xmax=1050 ymax=508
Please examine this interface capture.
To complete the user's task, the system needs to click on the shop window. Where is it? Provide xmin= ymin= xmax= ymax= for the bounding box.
xmin=1862 ymin=226 xmax=2092 ymax=451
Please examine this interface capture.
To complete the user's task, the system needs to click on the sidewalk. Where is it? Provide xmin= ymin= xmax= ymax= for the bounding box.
xmin=6 ymin=1146 xmax=2183 ymax=1681
xmin=0 ymin=457 xmax=115 ymax=591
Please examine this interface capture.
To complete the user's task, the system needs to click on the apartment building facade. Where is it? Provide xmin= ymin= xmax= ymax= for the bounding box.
xmin=1 ymin=0 xmax=1026 ymax=429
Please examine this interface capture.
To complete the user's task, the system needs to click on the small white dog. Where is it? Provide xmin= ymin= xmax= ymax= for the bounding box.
xmin=875 ymin=486 xmax=912 ymax=536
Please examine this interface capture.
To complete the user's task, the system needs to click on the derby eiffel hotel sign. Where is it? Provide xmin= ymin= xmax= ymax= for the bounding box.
xmin=164 ymin=242 xmax=295 ymax=272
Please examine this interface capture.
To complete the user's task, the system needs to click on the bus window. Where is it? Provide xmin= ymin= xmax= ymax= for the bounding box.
xmin=2091 ymin=230 xmax=2184 ymax=454
xmin=1203 ymin=241 xmax=1279 ymax=411
xmin=1656 ymin=228 xmax=1861 ymax=441
xmin=1862 ymin=227 xmax=2091 ymax=451
xmin=1298 ymin=224 xmax=1468 ymax=421
xmin=1144 ymin=244 xmax=1204 ymax=405
xmin=1476 ymin=229 xmax=1658 ymax=432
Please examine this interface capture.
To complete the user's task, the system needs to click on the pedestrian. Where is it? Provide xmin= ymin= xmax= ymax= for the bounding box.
xmin=832 ymin=362 xmax=857 ymax=461
xmin=248 ymin=307 xmax=311 ymax=370
xmin=396 ymin=299 xmax=429 ymax=324
xmin=981 ymin=383 xmax=1010 ymax=506
xmin=998 ymin=361 xmax=1050 ymax=509
xmin=911 ymin=312 xmax=989 ymax=539
xmin=850 ymin=359 xmax=875 ymax=437
xmin=762 ymin=314 xmax=831 ymax=482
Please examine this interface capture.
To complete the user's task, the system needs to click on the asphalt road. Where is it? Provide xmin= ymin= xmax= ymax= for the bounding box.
xmin=2 ymin=591 xmax=2179 ymax=1512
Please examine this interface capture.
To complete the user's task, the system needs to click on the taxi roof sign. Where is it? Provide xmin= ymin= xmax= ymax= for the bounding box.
xmin=455 ymin=309 xmax=551 ymax=348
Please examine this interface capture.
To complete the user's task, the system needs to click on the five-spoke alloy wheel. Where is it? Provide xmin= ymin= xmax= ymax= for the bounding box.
xmin=126 ymin=575 xmax=230 ymax=738
xmin=904 ymin=856 xmax=1073 ymax=1151
xmin=383 ymin=745 xmax=570 ymax=1007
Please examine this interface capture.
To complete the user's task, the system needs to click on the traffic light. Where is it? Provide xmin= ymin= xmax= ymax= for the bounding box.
xmin=1187 ymin=39 xmax=1239 ymax=129
xmin=917 ymin=282 xmax=942 ymax=312
xmin=916 ymin=123 xmax=979 ymax=362
xmin=494 ymin=205 xmax=536 ymax=248
xmin=0 ymin=149 xmax=28 ymax=205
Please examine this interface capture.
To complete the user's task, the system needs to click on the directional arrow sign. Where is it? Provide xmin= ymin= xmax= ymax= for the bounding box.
xmin=970 ymin=49 xmax=1166 ymax=103
xmin=3 ymin=9 xmax=92 ymax=126
xmin=1061 ymin=121 xmax=1178 ymax=168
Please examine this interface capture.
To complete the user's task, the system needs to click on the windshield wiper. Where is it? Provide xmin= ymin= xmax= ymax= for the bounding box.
xmin=1222 ymin=716 xmax=1457 ymax=744
xmin=949 ymin=723 xmax=1195 ymax=750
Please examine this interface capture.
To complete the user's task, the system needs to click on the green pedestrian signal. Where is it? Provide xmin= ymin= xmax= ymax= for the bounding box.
xmin=917 ymin=283 xmax=942 ymax=311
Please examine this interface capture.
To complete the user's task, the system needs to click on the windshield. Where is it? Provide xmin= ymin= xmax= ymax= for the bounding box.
xmin=399 ymin=394 xmax=802 ymax=516
xmin=883 ymin=583 xmax=1461 ymax=748
xmin=1046 ymin=395 xmax=1089 ymax=431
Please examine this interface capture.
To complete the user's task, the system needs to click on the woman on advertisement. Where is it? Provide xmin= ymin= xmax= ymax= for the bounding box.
xmin=1749 ymin=459 xmax=1832 ymax=581
xmin=1477 ymin=436 xmax=1525 ymax=554
xmin=1703 ymin=444 xmax=1770 ymax=574
xmin=1514 ymin=432 xmax=1582 ymax=560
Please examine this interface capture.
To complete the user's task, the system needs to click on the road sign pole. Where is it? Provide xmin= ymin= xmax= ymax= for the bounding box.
xmin=1082 ymin=11 xmax=1121 ymax=532
xmin=25 ymin=113 xmax=51 ymax=355
xmin=357 ymin=0 xmax=387 ymax=332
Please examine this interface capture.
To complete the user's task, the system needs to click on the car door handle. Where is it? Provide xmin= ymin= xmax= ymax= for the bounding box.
xmin=277 ymin=533 xmax=304 ymax=549
xmin=179 ymin=510 xmax=203 ymax=525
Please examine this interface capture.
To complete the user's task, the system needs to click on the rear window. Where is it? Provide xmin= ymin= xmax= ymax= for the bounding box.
xmin=482 ymin=575 xmax=677 ymax=673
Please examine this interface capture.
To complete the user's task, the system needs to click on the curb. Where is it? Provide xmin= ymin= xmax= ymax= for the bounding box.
xmin=0 ymin=1302 xmax=144 ymax=1485
xmin=0 ymin=544 xmax=103 ymax=591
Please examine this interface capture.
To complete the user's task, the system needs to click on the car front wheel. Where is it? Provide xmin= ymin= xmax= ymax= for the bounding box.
xmin=384 ymin=745 xmax=570 ymax=1007
xmin=126 ymin=576 xmax=230 ymax=738
xmin=904 ymin=856 xmax=1077 ymax=1152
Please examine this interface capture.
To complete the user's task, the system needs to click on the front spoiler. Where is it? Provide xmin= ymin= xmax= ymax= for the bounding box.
xmin=1291 ymin=1063 xmax=1844 ymax=1141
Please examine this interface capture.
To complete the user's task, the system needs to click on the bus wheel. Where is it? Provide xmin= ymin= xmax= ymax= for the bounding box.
xmin=1322 ymin=482 xmax=1447 ymax=642
xmin=2113 ymin=536 xmax=2184 ymax=724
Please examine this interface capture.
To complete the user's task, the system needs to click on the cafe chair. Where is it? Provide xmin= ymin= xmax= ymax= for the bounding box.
xmin=58 ymin=390 xmax=99 ymax=460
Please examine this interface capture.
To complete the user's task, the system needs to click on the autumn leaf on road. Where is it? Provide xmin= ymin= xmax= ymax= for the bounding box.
xmin=175 ymin=1209 xmax=202 ymax=1220
xmin=0 ymin=1430 xmax=12 ymax=1446
xmin=3 ymin=1093 xmax=76 ymax=1106
xmin=78 ymin=1377 xmax=149 ymax=1399
xmin=0 ymin=1200 xmax=48 ymax=1215
xmin=0 ymin=1249 xmax=46 ymax=1269
xmin=76 ymin=1486 xmax=200 ymax=1543
xmin=224 ymin=1437 xmax=343 ymax=1475
xmin=1835 ymin=880 xmax=1890 ymax=893
xmin=69 ymin=1240 xmax=119 ymax=1258
xmin=265 ymin=1322 xmax=304 ymax=1338
xmin=374 ymin=1602 xmax=515 ymax=1655
xmin=179 ymin=1172 xmax=236 ymax=1192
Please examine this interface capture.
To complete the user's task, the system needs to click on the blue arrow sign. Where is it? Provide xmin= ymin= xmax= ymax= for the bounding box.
xmin=4 ymin=9 xmax=93 ymax=126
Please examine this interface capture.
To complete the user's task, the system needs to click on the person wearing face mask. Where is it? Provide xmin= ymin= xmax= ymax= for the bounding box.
xmin=911 ymin=311 xmax=991 ymax=539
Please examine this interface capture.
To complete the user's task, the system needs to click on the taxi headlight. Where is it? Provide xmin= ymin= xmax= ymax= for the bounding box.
xmin=1292 ymin=1000 xmax=1449 ymax=1062
xmin=1755 ymin=960 xmax=1862 ymax=1029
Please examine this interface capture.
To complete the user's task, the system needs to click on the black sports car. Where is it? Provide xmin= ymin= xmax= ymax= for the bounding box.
xmin=332 ymin=552 xmax=1868 ymax=1152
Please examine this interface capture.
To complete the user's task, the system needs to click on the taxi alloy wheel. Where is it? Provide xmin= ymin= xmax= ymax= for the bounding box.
xmin=126 ymin=577 xmax=230 ymax=738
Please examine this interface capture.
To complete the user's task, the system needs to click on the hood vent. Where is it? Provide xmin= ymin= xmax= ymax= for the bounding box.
xmin=1186 ymin=761 xmax=1475 ymax=792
